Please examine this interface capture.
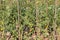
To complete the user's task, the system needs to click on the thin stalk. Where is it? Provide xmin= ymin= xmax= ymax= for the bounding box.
xmin=16 ymin=0 xmax=22 ymax=40
xmin=0 ymin=0 xmax=2 ymax=39
xmin=46 ymin=1 xmax=49 ymax=40
xmin=35 ymin=0 xmax=40 ymax=40
xmin=46 ymin=0 xmax=48 ymax=14
xmin=35 ymin=0 xmax=39 ymax=26
xmin=26 ymin=0 xmax=30 ymax=40
xmin=2 ymin=0 xmax=5 ymax=39
xmin=0 ymin=0 xmax=1 ymax=9
xmin=53 ymin=0 xmax=58 ymax=40
xmin=45 ymin=0 xmax=49 ymax=30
